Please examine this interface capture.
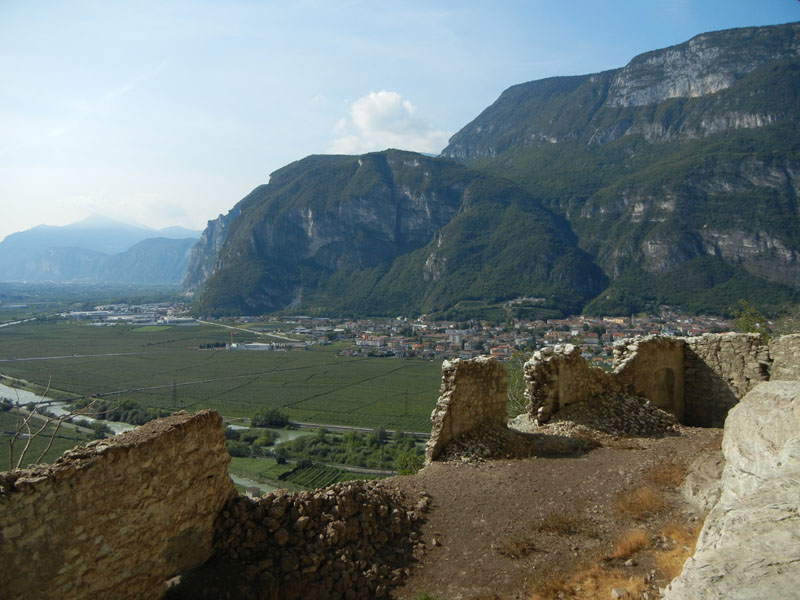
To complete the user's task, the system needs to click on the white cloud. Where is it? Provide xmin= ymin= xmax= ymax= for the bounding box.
xmin=328 ymin=90 xmax=451 ymax=155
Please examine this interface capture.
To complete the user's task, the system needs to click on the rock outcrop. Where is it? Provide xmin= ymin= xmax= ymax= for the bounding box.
xmin=663 ymin=381 xmax=800 ymax=599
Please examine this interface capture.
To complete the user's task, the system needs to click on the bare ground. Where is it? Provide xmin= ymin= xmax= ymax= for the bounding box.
xmin=385 ymin=426 xmax=723 ymax=600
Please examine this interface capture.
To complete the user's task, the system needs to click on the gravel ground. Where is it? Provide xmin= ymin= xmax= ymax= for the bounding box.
xmin=385 ymin=425 xmax=722 ymax=600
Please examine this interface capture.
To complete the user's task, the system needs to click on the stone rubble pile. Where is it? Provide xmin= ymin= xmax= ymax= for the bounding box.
xmin=435 ymin=423 xmax=521 ymax=462
xmin=210 ymin=480 xmax=428 ymax=600
xmin=435 ymin=422 xmax=596 ymax=463
xmin=544 ymin=393 xmax=680 ymax=438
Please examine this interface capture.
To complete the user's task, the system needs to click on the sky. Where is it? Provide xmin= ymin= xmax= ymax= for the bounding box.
xmin=1 ymin=1 xmax=798 ymax=243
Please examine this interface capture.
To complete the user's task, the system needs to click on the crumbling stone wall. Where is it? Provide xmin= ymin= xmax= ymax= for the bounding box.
xmin=768 ymin=333 xmax=800 ymax=380
xmin=684 ymin=333 xmax=771 ymax=427
xmin=614 ymin=336 xmax=686 ymax=421
xmin=0 ymin=410 xmax=236 ymax=600
xmin=425 ymin=356 xmax=507 ymax=462
xmin=524 ymin=344 xmax=619 ymax=423
xmin=178 ymin=481 xmax=426 ymax=599
xmin=525 ymin=333 xmax=795 ymax=428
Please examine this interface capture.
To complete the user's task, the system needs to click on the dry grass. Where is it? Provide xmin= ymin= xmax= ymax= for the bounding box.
xmin=610 ymin=528 xmax=649 ymax=559
xmin=655 ymin=522 xmax=702 ymax=580
xmin=614 ymin=486 xmax=667 ymax=520
xmin=530 ymin=564 xmax=646 ymax=600
xmin=646 ymin=462 xmax=687 ymax=488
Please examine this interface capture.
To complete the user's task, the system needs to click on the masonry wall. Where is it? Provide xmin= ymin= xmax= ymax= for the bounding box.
xmin=769 ymin=333 xmax=800 ymax=380
xmin=524 ymin=344 xmax=618 ymax=423
xmin=425 ymin=356 xmax=507 ymax=462
xmin=185 ymin=481 xmax=425 ymax=600
xmin=684 ymin=333 xmax=771 ymax=427
xmin=614 ymin=336 xmax=686 ymax=421
xmin=0 ymin=410 xmax=236 ymax=600
xmin=525 ymin=333 xmax=796 ymax=428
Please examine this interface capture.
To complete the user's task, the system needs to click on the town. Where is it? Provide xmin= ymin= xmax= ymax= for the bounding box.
xmin=57 ymin=300 xmax=737 ymax=368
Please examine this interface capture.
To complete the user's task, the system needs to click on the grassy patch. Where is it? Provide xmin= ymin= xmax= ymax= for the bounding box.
xmin=610 ymin=528 xmax=649 ymax=559
xmin=646 ymin=462 xmax=687 ymax=488
xmin=613 ymin=486 xmax=667 ymax=521
xmin=536 ymin=511 xmax=588 ymax=536
xmin=530 ymin=564 xmax=646 ymax=600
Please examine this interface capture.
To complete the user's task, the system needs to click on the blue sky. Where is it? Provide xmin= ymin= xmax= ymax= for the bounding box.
xmin=1 ymin=0 xmax=798 ymax=242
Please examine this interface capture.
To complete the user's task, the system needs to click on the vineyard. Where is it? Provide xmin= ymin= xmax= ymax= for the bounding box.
xmin=282 ymin=464 xmax=369 ymax=489
xmin=0 ymin=321 xmax=441 ymax=432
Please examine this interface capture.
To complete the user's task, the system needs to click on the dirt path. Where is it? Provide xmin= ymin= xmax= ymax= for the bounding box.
xmin=384 ymin=427 xmax=722 ymax=600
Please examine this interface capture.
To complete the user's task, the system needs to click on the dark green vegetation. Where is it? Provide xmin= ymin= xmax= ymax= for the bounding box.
xmin=225 ymin=426 xmax=424 ymax=491
xmin=190 ymin=22 xmax=800 ymax=319
xmin=0 ymin=321 xmax=441 ymax=432
xmin=442 ymin=23 xmax=800 ymax=317
xmin=191 ymin=150 xmax=605 ymax=319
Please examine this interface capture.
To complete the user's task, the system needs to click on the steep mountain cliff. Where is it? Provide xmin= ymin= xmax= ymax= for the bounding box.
xmin=191 ymin=22 xmax=800 ymax=317
xmin=442 ymin=22 xmax=800 ymax=314
xmin=190 ymin=150 xmax=605 ymax=316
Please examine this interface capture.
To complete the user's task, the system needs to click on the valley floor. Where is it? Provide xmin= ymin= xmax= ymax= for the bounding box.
xmin=385 ymin=426 xmax=722 ymax=600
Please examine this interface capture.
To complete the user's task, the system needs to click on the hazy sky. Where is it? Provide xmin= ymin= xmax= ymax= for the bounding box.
xmin=1 ymin=1 xmax=798 ymax=242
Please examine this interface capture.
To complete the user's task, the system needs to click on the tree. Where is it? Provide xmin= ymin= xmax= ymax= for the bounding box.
xmin=7 ymin=379 xmax=102 ymax=471
xmin=733 ymin=299 xmax=770 ymax=336
xmin=251 ymin=407 xmax=289 ymax=428
xmin=505 ymin=351 xmax=529 ymax=418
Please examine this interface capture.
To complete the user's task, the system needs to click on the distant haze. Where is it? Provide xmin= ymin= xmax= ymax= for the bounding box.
xmin=1 ymin=1 xmax=797 ymax=242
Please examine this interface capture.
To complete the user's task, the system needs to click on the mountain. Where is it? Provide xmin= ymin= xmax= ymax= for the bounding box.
xmin=441 ymin=22 xmax=800 ymax=315
xmin=188 ymin=150 xmax=605 ymax=317
xmin=190 ymin=22 xmax=800 ymax=318
xmin=0 ymin=216 xmax=201 ymax=284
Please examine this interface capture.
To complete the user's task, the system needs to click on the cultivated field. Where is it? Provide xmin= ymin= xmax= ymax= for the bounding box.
xmin=0 ymin=321 xmax=442 ymax=432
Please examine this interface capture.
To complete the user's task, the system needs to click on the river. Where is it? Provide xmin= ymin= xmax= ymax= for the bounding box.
xmin=0 ymin=381 xmax=134 ymax=435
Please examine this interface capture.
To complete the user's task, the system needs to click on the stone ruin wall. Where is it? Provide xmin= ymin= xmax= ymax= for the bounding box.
xmin=683 ymin=333 xmax=772 ymax=427
xmin=768 ymin=333 xmax=800 ymax=380
xmin=1 ymin=409 xmax=426 ymax=600
xmin=523 ymin=344 xmax=619 ymax=423
xmin=526 ymin=333 xmax=800 ymax=428
xmin=203 ymin=481 xmax=426 ymax=599
xmin=613 ymin=336 xmax=686 ymax=420
xmin=425 ymin=356 xmax=507 ymax=462
xmin=0 ymin=411 xmax=236 ymax=600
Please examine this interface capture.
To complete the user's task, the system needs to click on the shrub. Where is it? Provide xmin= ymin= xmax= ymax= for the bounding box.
xmin=251 ymin=408 xmax=289 ymax=428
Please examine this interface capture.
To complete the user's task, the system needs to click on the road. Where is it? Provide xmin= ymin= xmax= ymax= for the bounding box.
xmin=289 ymin=421 xmax=430 ymax=439
xmin=198 ymin=319 xmax=301 ymax=342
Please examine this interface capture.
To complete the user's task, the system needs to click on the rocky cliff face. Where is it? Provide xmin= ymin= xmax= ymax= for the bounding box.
xmin=189 ymin=150 xmax=604 ymax=316
xmin=441 ymin=22 xmax=800 ymax=314
xmin=183 ymin=203 xmax=242 ymax=291
xmin=443 ymin=23 xmax=800 ymax=157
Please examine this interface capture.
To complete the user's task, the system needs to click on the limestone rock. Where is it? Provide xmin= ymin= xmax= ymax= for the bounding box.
xmin=663 ymin=381 xmax=800 ymax=599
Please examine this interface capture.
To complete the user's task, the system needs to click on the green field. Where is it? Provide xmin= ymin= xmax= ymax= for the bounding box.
xmin=0 ymin=321 xmax=442 ymax=432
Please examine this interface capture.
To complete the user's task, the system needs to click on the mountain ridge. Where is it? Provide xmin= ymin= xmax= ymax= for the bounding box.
xmin=189 ymin=21 xmax=800 ymax=318
xmin=0 ymin=217 xmax=200 ymax=284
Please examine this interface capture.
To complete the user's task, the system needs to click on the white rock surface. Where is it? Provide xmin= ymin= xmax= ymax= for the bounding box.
xmin=663 ymin=381 xmax=800 ymax=599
